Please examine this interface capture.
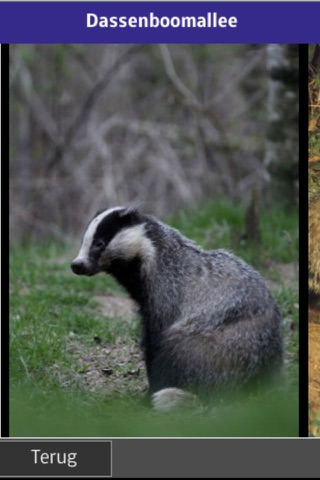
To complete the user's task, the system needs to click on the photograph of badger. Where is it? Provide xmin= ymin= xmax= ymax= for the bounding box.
xmin=71 ymin=205 xmax=283 ymax=410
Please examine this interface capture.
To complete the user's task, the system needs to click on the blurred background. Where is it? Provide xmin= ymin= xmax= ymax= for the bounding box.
xmin=10 ymin=44 xmax=299 ymax=244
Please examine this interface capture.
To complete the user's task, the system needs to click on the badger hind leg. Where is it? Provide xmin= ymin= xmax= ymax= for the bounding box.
xmin=151 ymin=388 xmax=201 ymax=412
xmin=149 ymin=313 xmax=283 ymax=405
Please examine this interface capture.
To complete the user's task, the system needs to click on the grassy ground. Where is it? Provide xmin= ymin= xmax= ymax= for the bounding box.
xmin=9 ymin=200 xmax=299 ymax=437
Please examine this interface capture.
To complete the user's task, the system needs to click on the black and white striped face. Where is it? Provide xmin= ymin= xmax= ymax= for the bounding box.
xmin=71 ymin=206 xmax=156 ymax=276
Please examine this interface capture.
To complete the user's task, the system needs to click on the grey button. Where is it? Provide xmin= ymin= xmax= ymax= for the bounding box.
xmin=0 ymin=440 xmax=111 ymax=477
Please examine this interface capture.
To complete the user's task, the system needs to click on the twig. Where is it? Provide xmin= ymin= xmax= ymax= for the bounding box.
xmin=47 ymin=45 xmax=144 ymax=170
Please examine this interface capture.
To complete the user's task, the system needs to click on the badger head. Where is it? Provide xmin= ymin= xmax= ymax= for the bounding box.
xmin=71 ymin=206 xmax=156 ymax=277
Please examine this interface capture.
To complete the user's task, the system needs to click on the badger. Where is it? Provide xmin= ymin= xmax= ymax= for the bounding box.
xmin=71 ymin=206 xmax=283 ymax=410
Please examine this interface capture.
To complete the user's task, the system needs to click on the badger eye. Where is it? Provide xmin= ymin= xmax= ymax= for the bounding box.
xmin=93 ymin=239 xmax=105 ymax=248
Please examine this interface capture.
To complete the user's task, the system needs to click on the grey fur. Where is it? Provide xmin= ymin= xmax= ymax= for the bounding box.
xmin=71 ymin=206 xmax=283 ymax=406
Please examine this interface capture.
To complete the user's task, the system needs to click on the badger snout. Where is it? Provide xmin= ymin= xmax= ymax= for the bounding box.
xmin=71 ymin=258 xmax=94 ymax=276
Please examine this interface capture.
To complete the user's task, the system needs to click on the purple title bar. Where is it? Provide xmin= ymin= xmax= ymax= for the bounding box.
xmin=0 ymin=1 xmax=317 ymax=43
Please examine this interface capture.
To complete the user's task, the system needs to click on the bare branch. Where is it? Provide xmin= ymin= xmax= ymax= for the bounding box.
xmin=159 ymin=45 xmax=201 ymax=107
xmin=47 ymin=44 xmax=144 ymax=170
xmin=15 ymin=53 xmax=61 ymax=146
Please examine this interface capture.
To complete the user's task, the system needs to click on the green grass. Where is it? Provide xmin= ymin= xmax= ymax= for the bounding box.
xmin=9 ymin=200 xmax=299 ymax=437
xmin=167 ymin=199 xmax=298 ymax=267
xmin=11 ymin=386 xmax=298 ymax=437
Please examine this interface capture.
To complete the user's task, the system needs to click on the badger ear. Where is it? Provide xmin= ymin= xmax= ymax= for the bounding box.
xmin=120 ymin=203 xmax=143 ymax=218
